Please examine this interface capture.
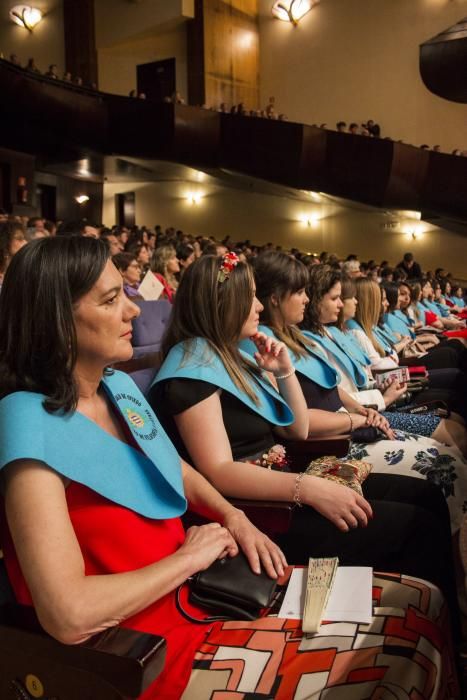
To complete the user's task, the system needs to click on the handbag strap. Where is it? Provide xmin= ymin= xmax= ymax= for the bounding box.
xmin=175 ymin=583 xmax=231 ymax=624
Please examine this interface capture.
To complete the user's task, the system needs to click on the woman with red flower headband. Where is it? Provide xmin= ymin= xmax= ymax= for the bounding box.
xmin=149 ymin=254 xmax=458 ymax=617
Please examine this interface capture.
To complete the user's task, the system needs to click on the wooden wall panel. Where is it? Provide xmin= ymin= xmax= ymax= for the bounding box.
xmin=188 ymin=0 xmax=259 ymax=109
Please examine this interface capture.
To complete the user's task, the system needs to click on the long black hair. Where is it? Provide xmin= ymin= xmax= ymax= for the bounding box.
xmin=0 ymin=236 xmax=110 ymax=413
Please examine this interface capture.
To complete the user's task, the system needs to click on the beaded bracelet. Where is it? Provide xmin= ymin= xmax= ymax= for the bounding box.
xmin=293 ymin=472 xmax=305 ymax=507
xmin=275 ymin=367 xmax=296 ymax=381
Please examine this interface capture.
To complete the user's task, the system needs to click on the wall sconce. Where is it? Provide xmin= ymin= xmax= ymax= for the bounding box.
xmin=75 ymin=194 xmax=90 ymax=205
xmin=186 ymin=191 xmax=203 ymax=205
xmin=9 ymin=5 xmax=43 ymax=31
xmin=299 ymin=212 xmax=320 ymax=227
xmin=271 ymin=0 xmax=317 ymax=26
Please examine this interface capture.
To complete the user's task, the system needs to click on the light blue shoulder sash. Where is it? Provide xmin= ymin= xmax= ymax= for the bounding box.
xmin=326 ymin=326 xmax=371 ymax=368
xmin=423 ymin=299 xmax=443 ymax=317
xmin=416 ymin=301 xmax=428 ymax=323
xmin=386 ymin=312 xmax=415 ymax=339
xmin=394 ymin=309 xmax=415 ymax=330
xmin=0 ymin=371 xmax=186 ymax=520
xmin=374 ymin=324 xmax=397 ymax=349
xmin=153 ymin=338 xmax=293 ymax=426
xmin=304 ymin=328 xmax=368 ymax=388
xmin=240 ymin=325 xmax=338 ymax=389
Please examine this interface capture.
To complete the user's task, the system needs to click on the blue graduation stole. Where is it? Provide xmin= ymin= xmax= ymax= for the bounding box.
xmin=0 ymin=371 xmax=187 ymax=520
xmin=394 ymin=309 xmax=415 ymax=330
xmin=326 ymin=326 xmax=371 ymax=368
xmin=240 ymin=325 xmax=338 ymax=389
xmin=374 ymin=323 xmax=397 ymax=348
xmin=304 ymin=328 xmax=368 ymax=388
xmin=433 ymin=301 xmax=450 ymax=318
xmin=422 ymin=300 xmax=442 ymax=318
xmin=449 ymin=295 xmax=465 ymax=308
xmin=386 ymin=312 xmax=416 ymax=339
xmin=153 ymin=338 xmax=293 ymax=426
xmin=416 ymin=302 xmax=428 ymax=323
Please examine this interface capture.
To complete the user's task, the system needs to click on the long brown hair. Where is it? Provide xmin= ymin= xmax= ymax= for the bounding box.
xmin=162 ymin=255 xmax=261 ymax=403
xmin=354 ymin=277 xmax=385 ymax=356
xmin=301 ymin=266 xmax=342 ymax=334
xmin=336 ymin=275 xmax=356 ymax=330
xmin=252 ymin=251 xmax=315 ymax=358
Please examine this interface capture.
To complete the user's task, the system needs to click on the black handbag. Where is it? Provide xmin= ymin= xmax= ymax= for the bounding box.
xmin=177 ymin=552 xmax=278 ymax=622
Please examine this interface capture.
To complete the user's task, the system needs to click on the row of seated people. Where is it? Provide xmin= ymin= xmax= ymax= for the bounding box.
xmin=0 ymin=235 xmax=466 ymax=698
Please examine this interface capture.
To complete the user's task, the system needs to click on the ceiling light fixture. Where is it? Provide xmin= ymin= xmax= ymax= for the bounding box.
xmin=271 ymin=0 xmax=317 ymax=26
xmin=75 ymin=194 xmax=90 ymax=205
xmin=9 ymin=5 xmax=43 ymax=31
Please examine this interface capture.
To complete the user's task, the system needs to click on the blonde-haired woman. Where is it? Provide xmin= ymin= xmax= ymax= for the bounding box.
xmin=150 ymin=244 xmax=180 ymax=302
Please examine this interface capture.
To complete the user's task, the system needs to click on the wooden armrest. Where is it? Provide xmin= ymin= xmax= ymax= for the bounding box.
xmin=0 ymin=603 xmax=166 ymax=698
xmin=183 ymin=501 xmax=293 ymax=536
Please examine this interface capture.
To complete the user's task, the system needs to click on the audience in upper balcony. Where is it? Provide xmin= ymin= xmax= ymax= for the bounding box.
xmin=0 ymin=221 xmax=27 ymax=289
xmin=45 ymin=64 xmax=58 ymax=79
xmin=25 ymin=57 xmax=40 ymax=74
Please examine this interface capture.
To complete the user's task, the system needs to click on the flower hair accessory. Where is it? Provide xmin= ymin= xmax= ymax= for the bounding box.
xmin=255 ymin=444 xmax=289 ymax=470
xmin=217 ymin=252 xmax=239 ymax=283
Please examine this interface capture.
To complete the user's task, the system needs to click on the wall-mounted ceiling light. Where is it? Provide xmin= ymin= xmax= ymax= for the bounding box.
xmin=186 ymin=191 xmax=203 ymax=205
xmin=9 ymin=5 xmax=43 ymax=31
xmin=271 ymin=0 xmax=317 ymax=26
xmin=75 ymin=194 xmax=90 ymax=205
xmin=299 ymin=212 xmax=320 ymax=227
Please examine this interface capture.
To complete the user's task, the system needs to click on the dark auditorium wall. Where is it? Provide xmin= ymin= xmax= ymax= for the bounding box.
xmin=259 ymin=0 xmax=466 ymax=152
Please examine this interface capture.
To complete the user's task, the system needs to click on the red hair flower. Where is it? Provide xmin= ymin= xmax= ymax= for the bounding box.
xmin=217 ymin=252 xmax=239 ymax=283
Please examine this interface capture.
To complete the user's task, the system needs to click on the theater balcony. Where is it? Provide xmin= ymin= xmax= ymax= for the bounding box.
xmin=1 ymin=57 xmax=466 ymax=234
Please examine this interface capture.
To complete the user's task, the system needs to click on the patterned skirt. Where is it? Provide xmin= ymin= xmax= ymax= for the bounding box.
xmin=348 ymin=430 xmax=467 ymax=532
xmin=181 ymin=572 xmax=459 ymax=699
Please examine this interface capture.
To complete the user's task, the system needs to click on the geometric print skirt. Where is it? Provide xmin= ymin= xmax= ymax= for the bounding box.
xmin=182 ymin=572 xmax=459 ymax=699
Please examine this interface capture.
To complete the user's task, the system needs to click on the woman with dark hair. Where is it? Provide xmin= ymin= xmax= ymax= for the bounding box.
xmin=0 ymin=221 xmax=27 ymax=289
xmin=175 ymin=242 xmax=195 ymax=281
xmin=148 ymin=252 xmax=464 ymax=622
xmin=0 ymin=237 xmax=297 ymax=699
xmin=112 ymin=252 xmax=143 ymax=298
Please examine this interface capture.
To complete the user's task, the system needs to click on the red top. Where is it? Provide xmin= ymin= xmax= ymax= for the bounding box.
xmin=1 ymin=482 xmax=213 ymax=699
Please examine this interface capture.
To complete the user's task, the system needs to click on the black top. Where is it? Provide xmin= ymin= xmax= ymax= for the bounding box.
xmin=148 ymin=378 xmax=275 ymax=462
xmin=296 ymin=373 xmax=343 ymax=412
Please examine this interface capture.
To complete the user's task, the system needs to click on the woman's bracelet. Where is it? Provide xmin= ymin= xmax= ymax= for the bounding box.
xmin=347 ymin=412 xmax=354 ymax=433
xmin=293 ymin=472 xmax=305 ymax=507
xmin=275 ymin=367 xmax=296 ymax=381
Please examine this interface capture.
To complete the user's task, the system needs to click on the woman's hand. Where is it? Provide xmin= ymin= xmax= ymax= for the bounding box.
xmin=382 ymin=379 xmax=406 ymax=408
xmin=357 ymin=406 xmax=395 ymax=439
xmin=301 ymin=475 xmax=373 ymax=532
xmin=222 ymin=508 xmax=287 ymax=579
xmin=178 ymin=523 xmax=238 ymax=574
xmin=250 ymin=332 xmax=293 ymax=377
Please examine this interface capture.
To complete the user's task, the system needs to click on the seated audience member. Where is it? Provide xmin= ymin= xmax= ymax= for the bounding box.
xmin=45 ymin=64 xmax=58 ymax=79
xmin=450 ymin=285 xmax=466 ymax=309
xmin=25 ymin=58 xmax=40 ymax=73
xmin=348 ymin=123 xmax=359 ymax=134
xmin=101 ymin=231 xmax=123 ymax=256
xmin=0 ymin=222 xmax=27 ymax=289
xmin=396 ymin=252 xmax=422 ymax=280
xmin=175 ymin=242 xmax=195 ymax=280
xmin=380 ymin=266 xmax=394 ymax=282
xmin=148 ymin=251 xmax=461 ymax=619
xmin=9 ymin=54 xmax=21 ymax=66
xmin=336 ymin=121 xmax=347 ymax=132
xmin=112 ymin=252 xmax=142 ymax=298
xmin=150 ymin=245 xmax=179 ymax=302
xmin=56 ymin=220 xmax=100 ymax=238
xmin=342 ymin=259 xmax=362 ymax=278
xmin=62 ymin=71 xmax=72 ymax=82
